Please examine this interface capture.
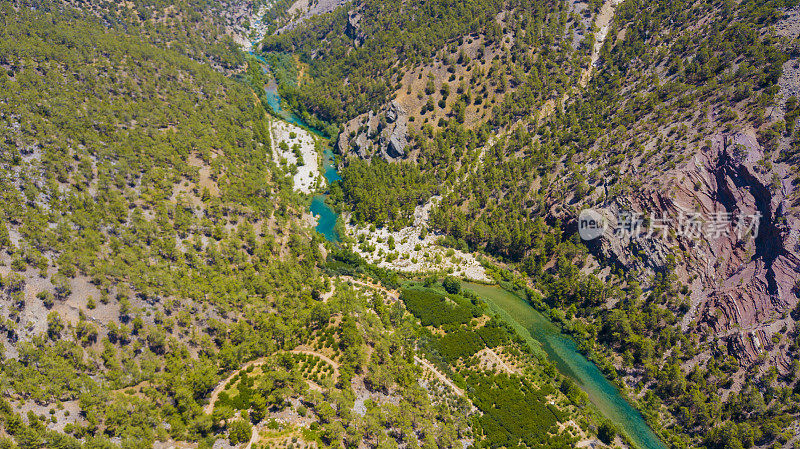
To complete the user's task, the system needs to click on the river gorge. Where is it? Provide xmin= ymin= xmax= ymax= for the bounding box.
xmin=254 ymin=53 xmax=665 ymax=449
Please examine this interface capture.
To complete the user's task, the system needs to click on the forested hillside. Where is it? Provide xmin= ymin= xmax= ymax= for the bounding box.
xmin=0 ymin=0 xmax=617 ymax=448
xmin=265 ymin=0 xmax=800 ymax=447
xmin=0 ymin=0 xmax=326 ymax=446
xmin=0 ymin=0 xmax=430 ymax=447
xmin=5 ymin=0 xmax=800 ymax=446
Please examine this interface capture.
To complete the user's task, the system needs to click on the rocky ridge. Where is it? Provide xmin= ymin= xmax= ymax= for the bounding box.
xmin=336 ymin=100 xmax=411 ymax=161
xmin=579 ymin=131 xmax=800 ymax=369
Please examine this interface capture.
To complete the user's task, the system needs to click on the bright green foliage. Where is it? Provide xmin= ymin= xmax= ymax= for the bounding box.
xmin=598 ymin=421 xmax=617 ymax=445
xmin=434 ymin=330 xmax=484 ymax=362
xmin=340 ymin=159 xmax=434 ymax=229
xmin=227 ymin=419 xmax=252 ymax=445
xmin=433 ymin=321 xmax=509 ymax=362
xmin=400 ymin=288 xmax=474 ymax=327
xmin=475 ymin=322 xmax=509 ymax=348
xmin=442 ymin=276 xmax=461 ymax=294
xmin=468 ymin=372 xmax=572 ymax=449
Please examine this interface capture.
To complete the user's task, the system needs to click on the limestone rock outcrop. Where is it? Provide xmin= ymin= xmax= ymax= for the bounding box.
xmin=337 ymin=100 xmax=411 ymax=162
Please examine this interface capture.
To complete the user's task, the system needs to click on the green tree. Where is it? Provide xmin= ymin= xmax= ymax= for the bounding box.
xmin=46 ymin=311 xmax=63 ymax=340
xmin=228 ymin=419 xmax=252 ymax=445
xmin=598 ymin=422 xmax=617 ymax=445
xmin=442 ymin=277 xmax=461 ymax=295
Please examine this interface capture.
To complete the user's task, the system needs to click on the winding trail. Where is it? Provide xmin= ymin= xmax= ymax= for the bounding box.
xmin=204 ymin=349 xmax=339 ymax=415
xmin=414 ymin=355 xmax=465 ymax=397
xmin=245 ymin=427 xmax=259 ymax=449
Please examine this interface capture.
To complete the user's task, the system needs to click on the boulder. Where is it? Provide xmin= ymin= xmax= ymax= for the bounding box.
xmin=386 ymin=100 xmax=405 ymax=123
xmin=385 ymin=122 xmax=408 ymax=159
xmin=338 ymin=100 xmax=410 ymax=161
xmin=352 ymin=133 xmax=369 ymax=158
xmin=387 ymin=135 xmax=406 ymax=158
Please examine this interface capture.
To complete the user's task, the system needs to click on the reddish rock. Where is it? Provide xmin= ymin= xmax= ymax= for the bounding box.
xmin=586 ymin=133 xmax=800 ymax=368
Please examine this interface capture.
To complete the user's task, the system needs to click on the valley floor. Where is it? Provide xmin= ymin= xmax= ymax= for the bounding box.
xmin=343 ymin=198 xmax=490 ymax=282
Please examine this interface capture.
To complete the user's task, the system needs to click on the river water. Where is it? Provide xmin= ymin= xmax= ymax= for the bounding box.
xmin=249 ymin=52 xmax=663 ymax=449
xmin=250 ymin=53 xmax=341 ymax=241
xmin=463 ymin=282 xmax=666 ymax=449
xmin=310 ymin=145 xmax=341 ymax=242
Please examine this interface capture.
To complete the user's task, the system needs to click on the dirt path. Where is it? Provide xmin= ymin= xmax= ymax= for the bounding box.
xmin=537 ymin=0 xmax=621 ymax=122
xmin=414 ymin=355 xmax=465 ymax=397
xmin=320 ymin=283 xmax=336 ymax=302
xmin=482 ymin=347 xmax=518 ymax=374
xmin=204 ymin=349 xmax=339 ymax=415
xmin=291 ymin=349 xmax=340 ymax=379
xmin=245 ymin=427 xmax=259 ymax=449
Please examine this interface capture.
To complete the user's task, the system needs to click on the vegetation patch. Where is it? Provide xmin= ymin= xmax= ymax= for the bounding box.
xmin=400 ymin=288 xmax=475 ymax=327
xmin=468 ymin=372 xmax=574 ymax=449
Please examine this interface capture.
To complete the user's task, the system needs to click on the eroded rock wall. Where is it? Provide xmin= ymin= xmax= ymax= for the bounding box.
xmin=585 ymin=133 xmax=800 ymax=368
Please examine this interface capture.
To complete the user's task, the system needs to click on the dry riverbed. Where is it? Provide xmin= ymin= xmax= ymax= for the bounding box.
xmin=270 ymin=120 xmax=322 ymax=194
xmin=344 ymin=197 xmax=490 ymax=282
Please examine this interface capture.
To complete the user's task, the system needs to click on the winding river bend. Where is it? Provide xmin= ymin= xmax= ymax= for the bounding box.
xmin=250 ymin=53 xmax=341 ymax=240
xmin=249 ymin=50 xmax=663 ymax=449
xmin=464 ymin=282 xmax=667 ymax=449
xmin=310 ymin=146 xmax=341 ymax=242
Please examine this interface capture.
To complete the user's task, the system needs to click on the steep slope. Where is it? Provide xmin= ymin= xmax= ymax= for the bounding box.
xmin=264 ymin=0 xmax=800 ymax=447
xmin=0 ymin=1 xmax=322 ymax=445
xmin=0 ymin=1 xmax=484 ymax=448
xmin=0 ymin=1 xmax=616 ymax=448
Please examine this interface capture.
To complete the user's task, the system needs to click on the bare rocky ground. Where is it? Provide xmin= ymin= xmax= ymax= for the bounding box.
xmin=344 ymin=198 xmax=490 ymax=282
xmin=218 ymin=0 xmax=268 ymax=50
xmin=350 ymin=376 xmax=400 ymax=417
xmin=777 ymin=6 xmax=800 ymax=116
xmin=15 ymin=399 xmax=82 ymax=434
xmin=224 ymin=0 xmax=350 ymax=50
xmin=270 ymin=119 xmax=322 ymax=194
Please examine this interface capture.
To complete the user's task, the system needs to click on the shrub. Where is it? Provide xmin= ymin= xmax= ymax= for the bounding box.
xmin=477 ymin=322 xmax=509 ymax=348
xmin=435 ymin=330 xmax=484 ymax=361
xmin=228 ymin=419 xmax=252 ymax=445
xmin=468 ymin=373 xmax=567 ymax=448
xmin=442 ymin=276 xmax=461 ymax=294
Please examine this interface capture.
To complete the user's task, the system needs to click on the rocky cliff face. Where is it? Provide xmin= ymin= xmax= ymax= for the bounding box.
xmin=336 ymin=100 xmax=411 ymax=161
xmin=345 ymin=10 xmax=366 ymax=46
xmin=276 ymin=0 xmax=350 ymax=34
xmin=584 ymin=132 xmax=800 ymax=370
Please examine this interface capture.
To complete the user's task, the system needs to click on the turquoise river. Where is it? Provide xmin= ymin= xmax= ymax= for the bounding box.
xmin=251 ymin=52 xmax=340 ymax=241
xmin=252 ymin=52 xmax=664 ymax=449
xmin=464 ymin=282 xmax=667 ymax=449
